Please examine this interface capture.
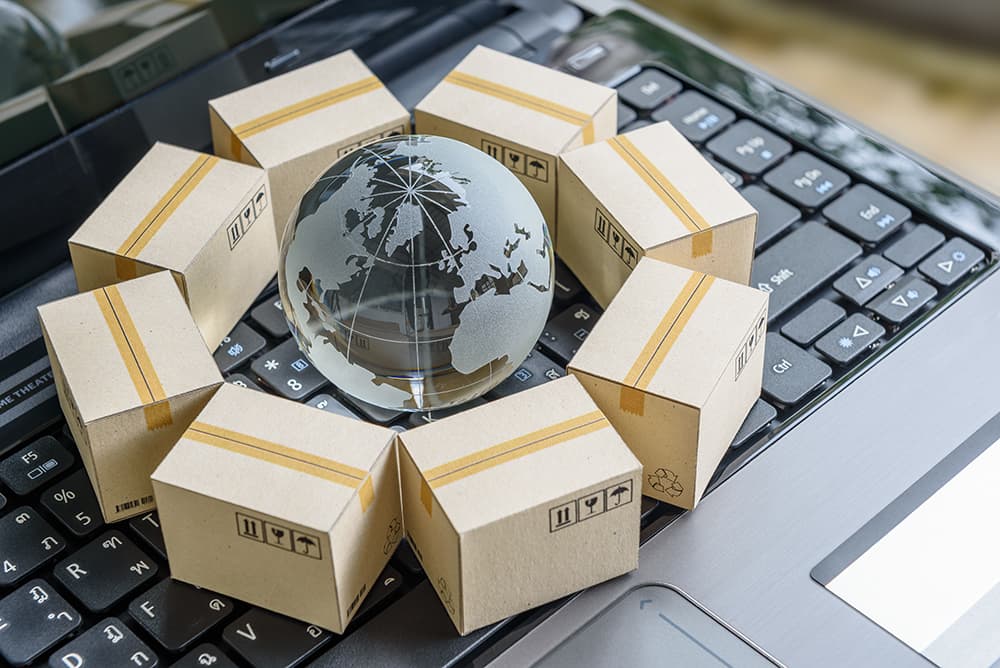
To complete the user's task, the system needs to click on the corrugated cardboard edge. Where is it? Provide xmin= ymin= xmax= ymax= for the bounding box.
xmin=557 ymin=90 xmax=617 ymax=154
xmin=646 ymin=212 xmax=757 ymax=266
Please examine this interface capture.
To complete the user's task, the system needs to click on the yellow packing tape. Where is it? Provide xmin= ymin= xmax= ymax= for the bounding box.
xmin=608 ymin=135 xmax=714 ymax=256
xmin=184 ymin=421 xmax=375 ymax=511
xmin=95 ymin=285 xmax=173 ymax=430
xmin=444 ymin=70 xmax=596 ymax=144
xmin=619 ymin=272 xmax=716 ymax=416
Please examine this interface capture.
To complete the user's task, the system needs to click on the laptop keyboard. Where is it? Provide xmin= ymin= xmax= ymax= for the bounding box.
xmin=0 ymin=15 xmax=993 ymax=668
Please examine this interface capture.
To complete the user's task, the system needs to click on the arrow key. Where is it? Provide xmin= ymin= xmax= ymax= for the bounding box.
xmin=832 ymin=255 xmax=902 ymax=306
xmin=870 ymin=278 xmax=937 ymax=325
xmin=815 ymin=314 xmax=885 ymax=365
xmin=918 ymin=238 xmax=985 ymax=287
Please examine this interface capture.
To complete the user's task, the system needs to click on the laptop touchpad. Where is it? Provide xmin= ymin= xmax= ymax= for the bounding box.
xmin=535 ymin=585 xmax=779 ymax=667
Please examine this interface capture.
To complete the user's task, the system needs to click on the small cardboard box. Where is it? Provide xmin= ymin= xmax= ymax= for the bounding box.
xmin=151 ymin=383 xmax=402 ymax=632
xmin=398 ymin=375 xmax=641 ymax=635
xmin=414 ymin=45 xmax=617 ymax=237
xmin=209 ymin=50 xmax=410 ymax=241
xmin=69 ymin=142 xmax=277 ymax=348
xmin=568 ymin=258 xmax=768 ymax=509
xmin=557 ymin=121 xmax=757 ymax=307
xmin=37 ymin=271 xmax=223 ymax=522
xmin=48 ymin=11 xmax=227 ymax=130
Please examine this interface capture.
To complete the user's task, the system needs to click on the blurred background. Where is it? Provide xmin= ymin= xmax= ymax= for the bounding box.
xmin=2 ymin=0 xmax=998 ymax=192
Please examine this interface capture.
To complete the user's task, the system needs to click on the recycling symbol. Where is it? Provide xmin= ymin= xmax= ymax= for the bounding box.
xmin=648 ymin=468 xmax=683 ymax=497
xmin=437 ymin=577 xmax=456 ymax=614
xmin=383 ymin=517 xmax=402 ymax=555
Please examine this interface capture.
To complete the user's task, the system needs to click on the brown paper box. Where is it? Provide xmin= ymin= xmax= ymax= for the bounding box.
xmin=151 ymin=383 xmax=402 ymax=632
xmin=568 ymin=258 xmax=768 ymax=509
xmin=48 ymin=11 xmax=227 ymax=130
xmin=557 ymin=120 xmax=758 ymax=307
xmin=397 ymin=375 xmax=641 ymax=635
xmin=69 ymin=142 xmax=277 ymax=348
xmin=209 ymin=50 xmax=410 ymax=241
xmin=414 ymin=46 xmax=617 ymax=238
xmin=37 ymin=271 xmax=223 ymax=522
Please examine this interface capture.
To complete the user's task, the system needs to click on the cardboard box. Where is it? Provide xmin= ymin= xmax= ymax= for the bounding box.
xmin=69 ymin=142 xmax=277 ymax=347
xmin=414 ymin=46 xmax=617 ymax=237
xmin=48 ymin=11 xmax=227 ymax=130
xmin=0 ymin=87 xmax=63 ymax=166
xmin=568 ymin=258 xmax=768 ymax=509
xmin=557 ymin=121 xmax=757 ymax=307
xmin=209 ymin=50 xmax=410 ymax=241
xmin=397 ymin=375 xmax=641 ymax=635
xmin=151 ymin=383 xmax=401 ymax=632
xmin=38 ymin=271 xmax=223 ymax=522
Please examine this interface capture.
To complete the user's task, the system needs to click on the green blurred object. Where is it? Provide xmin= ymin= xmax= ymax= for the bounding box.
xmin=0 ymin=0 xmax=74 ymax=103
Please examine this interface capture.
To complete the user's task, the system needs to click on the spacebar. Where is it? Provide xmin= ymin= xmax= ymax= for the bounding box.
xmin=750 ymin=222 xmax=861 ymax=321
xmin=307 ymin=580 xmax=510 ymax=667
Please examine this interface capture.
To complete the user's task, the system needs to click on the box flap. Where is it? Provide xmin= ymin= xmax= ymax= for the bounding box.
xmin=37 ymin=271 xmax=220 ymax=424
xmin=402 ymin=376 xmax=637 ymax=532
xmin=208 ymin=50 xmax=408 ymax=167
xmin=569 ymin=258 xmax=768 ymax=409
xmin=561 ymin=121 xmax=755 ymax=251
xmin=416 ymin=45 xmax=615 ymax=156
xmin=152 ymin=383 xmax=394 ymax=530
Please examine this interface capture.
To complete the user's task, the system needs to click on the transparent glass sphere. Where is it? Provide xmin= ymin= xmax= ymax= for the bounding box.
xmin=278 ymin=135 xmax=554 ymax=412
xmin=0 ymin=0 xmax=74 ymax=102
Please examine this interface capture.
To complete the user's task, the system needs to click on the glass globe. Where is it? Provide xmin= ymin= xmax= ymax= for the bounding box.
xmin=278 ymin=134 xmax=554 ymax=412
xmin=0 ymin=0 xmax=74 ymax=103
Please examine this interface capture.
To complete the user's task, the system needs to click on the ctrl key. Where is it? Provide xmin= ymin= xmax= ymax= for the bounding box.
xmin=0 ymin=579 xmax=80 ymax=666
xmin=762 ymin=334 xmax=832 ymax=406
xmin=48 ymin=618 xmax=157 ymax=667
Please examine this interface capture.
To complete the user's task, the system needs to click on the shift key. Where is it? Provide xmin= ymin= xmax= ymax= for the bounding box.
xmin=751 ymin=222 xmax=861 ymax=321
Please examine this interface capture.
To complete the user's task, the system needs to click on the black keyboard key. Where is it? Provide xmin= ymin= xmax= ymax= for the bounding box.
xmin=223 ymin=608 xmax=331 ymax=667
xmin=763 ymin=152 xmax=849 ymax=208
xmin=0 ymin=579 xmax=80 ymax=666
xmin=0 ymin=507 xmax=65 ymax=585
xmin=308 ymin=580 xmax=507 ymax=668
xmin=214 ymin=322 xmax=266 ymax=373
xmin=651 ymin=90 xmax=735 ymax=142
xmin=353 ymin=566 xmax=403 ymax=624
xmin=640 ymin=497 xmax=659 ymax=524
xmin=622 ymin=119 xmax=652 ymax=132
xmin=0 ymin=493 xmax=5 ymax=512
xmin=392 ymin=540 xmax=423 ymax=576
xmin=250 ymin=297 xmax=289 ymax=338
xmin=918 ymin=238 xmax=984 ymax=287
xmin=617 ymin=101 xmax=637 ymax=129
xmin=128 ymin=512 xmax=167 ymax=560
xmin=751 ymin=222 xmax=861 ymax=321
xmin=54 ymin=530 xmax=158 ymax=612
xmin=0 ymin=436 xmax=73 ymax=495
xmin=870 ymin=278 xmax=938 ymax=325
xmin=823 ymin=184 xmax=910 ymax=243
xmin=338 ymin=394 xmax=404 ymax=426
xmin=740 ymin=185 xmax=801 ymax=249
xmin=41 ymin=469 xmax=104 ymax=537
xmin=703 ymin=155 xmax=743 ymax=188
xmin=815 ymin=314 xmax=885 ymax=365
xmin=780 ymin=299 xmax=845 ymax=346
xmin=174 ymin=643 xmax=239 ymax=668
xmin=250 ymin=339 xmax=328 ymax=400
xmin=883 ymin=223 xmax=945 ymax=268
xmin=553 ymin=259 xmax=584 ymax=306
xmin=616 ymin=69 xmax=681 ymax=110
xmin=730 ymin=399 xmax=777 ymax=448
xmin=762 ymin=334 xmax=832 ymax=405
xmin=49 ymin=618 xmax=158 ymax=668
xmin=538 ymin=303 xmax=599 ymax=364
xmin=225 ymin=373 xmax=266 ymax=392
xmin=832 ymin=255 xmax=903 ymax=306
xmin=129 ymin=579 xmax=234 ymax=652
xmin=306 ymin=394 xmax=362 ymax=420
xmin=706 ymin=120 xmax=791 ymax=175
xmin=488 ymin=350 xmax=565 ymax=399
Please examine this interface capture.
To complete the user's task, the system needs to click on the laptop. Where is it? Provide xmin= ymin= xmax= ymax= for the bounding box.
xmin=0 ymin=0 xmax=997 ymax=665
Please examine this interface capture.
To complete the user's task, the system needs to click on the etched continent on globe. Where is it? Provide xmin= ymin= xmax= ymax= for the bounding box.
xmin=278 ymin=135 xmax=553 ymax=411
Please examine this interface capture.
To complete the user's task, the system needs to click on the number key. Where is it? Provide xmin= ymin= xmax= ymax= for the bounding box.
xmin=41 ymin=470 xmax=104 ymax=537
xmin=250 ymin=339 xmax=328 ymax=400
xmin=0 ymin=507 xmax=65 ymax=585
